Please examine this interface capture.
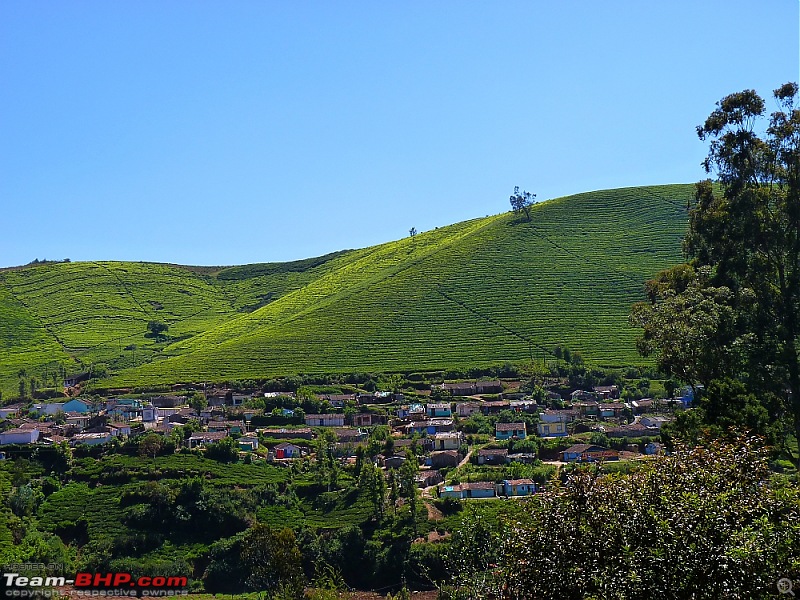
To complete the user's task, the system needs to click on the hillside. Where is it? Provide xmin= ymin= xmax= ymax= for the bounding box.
xmin=0 ymin=184 xmax=692 ymax=394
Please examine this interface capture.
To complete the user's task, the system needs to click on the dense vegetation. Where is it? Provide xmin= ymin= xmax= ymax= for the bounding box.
xmin=442 ymin=437 xmax=800 ymax=600
xmin=0 ymin=184 xmax=691 ymax=397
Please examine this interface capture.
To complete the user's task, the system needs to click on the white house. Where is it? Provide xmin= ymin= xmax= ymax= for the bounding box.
xmin=432 ymin=432 xmax=463 ymax=451
xmin=32 ymin=403 xmax=65 ymax=416
xmin=455 ymin=402 xmax=482 ymax=417
xmin=70 ymin=432 xmax=112 ymax=446
xmin=305 ymin=414 xmax=345 ymax=427
xmin=0 ymin=428 xmax=40 ymax=445
xmin=640 ymin=416 xmax=670 ymax=429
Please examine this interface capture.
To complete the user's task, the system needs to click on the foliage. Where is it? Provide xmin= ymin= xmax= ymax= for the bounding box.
xmin=631 ymin=83 xmax=800 ymax=460
xmin=240 ymin=523 xmax=305 ymax=596
xmin=204 ymin=436 xmax=239 ymax=463
xmin=443 ymin=436 xmax=800 ymax=599
xmin=509 ymin=185 xmax=536 ymax=221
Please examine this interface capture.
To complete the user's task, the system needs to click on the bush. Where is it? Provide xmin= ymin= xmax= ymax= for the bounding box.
xmin=443 ymin=436 xmax=800 ymax=599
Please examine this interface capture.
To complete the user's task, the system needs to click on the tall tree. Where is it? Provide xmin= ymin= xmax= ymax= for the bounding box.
xmin=631 ymin=83 xmax=800 ymax=456
xmin=509 ymin=186 xmax=536 ymax=221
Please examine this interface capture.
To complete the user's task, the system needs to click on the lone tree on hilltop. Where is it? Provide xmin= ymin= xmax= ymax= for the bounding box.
xmin=631 ymin=82 xmax=800 ymax=462
xmin=510 ymin=186 xmax=536 ymax=221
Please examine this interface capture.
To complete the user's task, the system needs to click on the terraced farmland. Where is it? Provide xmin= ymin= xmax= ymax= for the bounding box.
xmin=0 ymin=184 xmax=693 ymax=394
xmin=107 ymin=184 xmax=693 ymax=386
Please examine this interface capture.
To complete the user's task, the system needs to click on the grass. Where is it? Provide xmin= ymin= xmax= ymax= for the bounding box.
xmin=68 ymin=453 xmax=288 ymax=487
xmin=0 ymin=184 xmax=692 ymax=394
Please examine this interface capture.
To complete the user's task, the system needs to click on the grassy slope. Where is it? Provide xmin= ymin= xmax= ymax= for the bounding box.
xmin=106 ymin=184 xmax=692 ymax=386
xmin=0 ymin=257 xmax=356 ymax=397
xmin=0 ymin=276 xmax=74 ymax=395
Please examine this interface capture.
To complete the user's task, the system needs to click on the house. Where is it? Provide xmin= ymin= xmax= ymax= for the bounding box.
xmin=560 ymin=444 xmax=619 ymax=462
xmin=259 ymin=427 xmax=314 ymax=440
xmin=599 ymin=403 xmax=625 ymax=419
xmin=188 ymin=431 xmax=228 ymax=449
xmin=305 ymin=414 xmax=346 ymax=427
xmin=593 ymin=385 xmax=620 ymax=400
xmin=397 ymin=404 xmax=425 ymax=419
xmin=416 ymin=470 xmax=443 ymax=488
xmin=644 ymin=442 xmax=664 ymax=455
xmin=208 ymin=420 xmax=245 ymax=434
xmin=509 ymin=400 xmax=538 ymax=413
xmin=384 ymin=454 xmax=408 ymax=469
xmin=206 ymin=394 xmax=228 ymax=407
xmin=481 ymin=401 xmax=511 ymax=415
xmin=541 ymin=408 xmax=578 ymax=423
xmin=108 ymin=422 xmax=131 ymax=437
xmin=537 ymin=420 xmax=568 ymax=437
xmin=476 ymin=448 xmax=508 ymax=465
xmin=495 ymin=422 xmax=527 ymax=440
xmin=507 ymin=452 xmax=538 ymax=464
xmin=439 ymin=485 xmax=463 ymax=499
xmin=426 ymin=403 xmax=452 ymax=418
xmin=65 ymin=413 xmax=90 ymax=429
xmin=455 ymin=402 xmax=482 ymax=417
xmin=640 ymin=416 xmax=670 ymax=429
xmin=333 ymin=428 xmax=367 ymax=442
xmin=150 ymin=395 xmax=185 ymax=408
xmin=70 ymin=432 xmax=112 ymax=446
xmin=31 ymin=403 xmax=65 ymax=416
xmin=167 ymin=413 xmax=193 ymax=426
xmin=432 ymin=431 xmax=462 ymax=451
xmin=630 ymin=398 xmax=655 ymax=414
xmin=475 ymin=380 xmax=503 ymax=394
xmin=142 ymin=405 xmax=158 ymax=422
xmin=349 ymin=413 xmax=387 ymax=427
xmin=439 ymin=482 xmax=496 ymax=499
xmin=0 ymin=403 xmax=25 ymax=419
xmin=408 ymin=419 xmax=454 ymax=436
xmin=441 ymin=382 xmax=477 ymax=396
xmin=498 ymin=478 xmax=536 ymax=497
xmin=231 ymin=394 xmax=250 ymax=406
xmin=62 ymin=398 xmax=94 ymax=413
xmin=274 ymin=442 xmax=301 ymax=458
xmin=546 ymin=390 xmax=563 ymax=402
xmin=571 ymin=390 xmax=597 ymax=402
xmin=460 ymin=482 xmax=496 ymax=498
xmin=320 ymin=394 xmax=357 ymax=408
xmin=0 ymin=428 xmax=40 ymax=445
xmin=429 ymin=450 xmax=460 ymax=469
xmin=238 ymin=436 xmax=259 ymax=451
xmin=573 ymin=401 xmax=600 ymax=417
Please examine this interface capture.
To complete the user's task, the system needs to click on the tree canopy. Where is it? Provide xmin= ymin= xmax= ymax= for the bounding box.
xmin=509 ymin=186 xmax=536 ymax=221
xmin=631 ymin=83 xmax=800 ymax=458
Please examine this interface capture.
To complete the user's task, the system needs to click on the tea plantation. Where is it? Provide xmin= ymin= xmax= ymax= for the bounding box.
xmin=0 ymin=184 xmax=692 ymax=394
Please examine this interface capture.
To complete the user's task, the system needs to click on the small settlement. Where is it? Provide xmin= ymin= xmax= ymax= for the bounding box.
xmin=0 ymin=380 xmax=685 ymax=500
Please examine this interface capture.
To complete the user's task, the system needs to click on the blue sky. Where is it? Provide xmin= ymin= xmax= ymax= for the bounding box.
xmin=1 ymin=1 xmax=798 ymax=268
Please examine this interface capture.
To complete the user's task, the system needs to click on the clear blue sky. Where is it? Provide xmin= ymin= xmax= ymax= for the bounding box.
xmin=1 ymin=1 xmax=798 ymax=268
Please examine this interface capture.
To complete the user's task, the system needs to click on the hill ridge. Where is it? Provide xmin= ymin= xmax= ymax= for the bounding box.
xmin=0 ymin=184 xmax=693 ymax=394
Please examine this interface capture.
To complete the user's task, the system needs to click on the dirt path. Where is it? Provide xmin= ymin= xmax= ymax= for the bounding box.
xmin=424 ymin=499 xmax=444 ymax=521
xmin=457 ymin=445 xmax=475 ymax=468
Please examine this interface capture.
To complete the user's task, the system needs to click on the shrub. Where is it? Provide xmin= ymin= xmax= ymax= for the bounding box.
xmin=442 ymin=435 xmax=800 ymax=599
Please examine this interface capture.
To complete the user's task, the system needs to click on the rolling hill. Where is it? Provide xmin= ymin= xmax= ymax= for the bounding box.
xmin=0 ymin=184 xmax=693 ymax=395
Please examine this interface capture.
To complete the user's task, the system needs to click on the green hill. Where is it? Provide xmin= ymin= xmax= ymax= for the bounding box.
xmin=0 ymin=184 xmax=692 ymax=395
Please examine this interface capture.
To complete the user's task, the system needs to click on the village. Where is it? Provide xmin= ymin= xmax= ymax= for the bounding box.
xmin=0 ymin=376 xmax=684 ymax=501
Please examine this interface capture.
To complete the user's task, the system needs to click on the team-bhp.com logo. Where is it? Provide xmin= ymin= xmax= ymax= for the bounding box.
xmin=4 ymin=572 xmax=188 ymax=597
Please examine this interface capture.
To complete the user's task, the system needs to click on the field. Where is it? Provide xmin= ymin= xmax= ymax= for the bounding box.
xmin=0 ymin=184 xmax=693 ymax=395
